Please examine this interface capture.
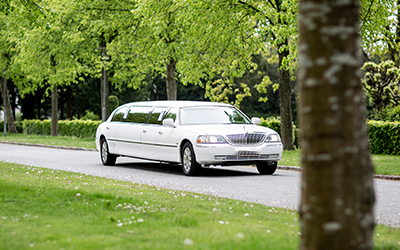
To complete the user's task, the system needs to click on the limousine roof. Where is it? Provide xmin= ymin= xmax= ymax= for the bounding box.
xmin=121 ymin=100 xmax=233 ymax=108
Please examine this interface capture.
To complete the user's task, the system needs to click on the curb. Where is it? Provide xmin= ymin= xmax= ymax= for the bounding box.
xmin=278 ymin=166 xmax=400 ymax=181
xmin=2 ymin=141 xmax=399 ymax=181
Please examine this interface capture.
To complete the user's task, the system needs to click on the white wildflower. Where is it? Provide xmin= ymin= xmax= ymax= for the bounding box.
xmin=236 ymin=232 xmax=245 ymax=239
xmin=183 ymin=238 xmax=193 ymax=245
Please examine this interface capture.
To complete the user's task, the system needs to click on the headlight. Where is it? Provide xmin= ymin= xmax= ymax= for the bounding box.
xmin=265 ymin=133 xmax=281 ymax=142
xmin=197 ymin=135 xmax=227 ymax=144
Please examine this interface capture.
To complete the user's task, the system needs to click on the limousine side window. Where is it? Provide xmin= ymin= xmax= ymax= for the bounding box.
xmin=147 ymin=107 xmax=169 ymax=125
xmin=111 ymin=106 xmax=128 ymax=122
xmin=163 ymin=108 xmax=177 ymax=122
xmin=124 ymin=106 xmax=153 ymax=123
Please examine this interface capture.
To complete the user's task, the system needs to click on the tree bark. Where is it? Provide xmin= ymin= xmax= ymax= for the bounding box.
xmin=51 ymin=84 xmax=58 ymax=136
xmin=166 ymin=57 xmax=177 ymax=100
xmin=66 ymin=85 xmax=73 ymax=120
xmin=100 ymin=67 xmax=110 ymax=121
xmin=298 ymin=0 xmax=375 ymax=249
xmin=278 ymin=41 xmax=295 ymax=151
xmin=0 ymin=75 xmax=17 ymax=133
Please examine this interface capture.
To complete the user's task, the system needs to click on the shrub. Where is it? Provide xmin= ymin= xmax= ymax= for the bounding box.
xmin=368 ymin=120 xmax=400 ymax=155
xmin=23 ymin=119 xmax=102 ymax=138
xmin=260 ymin=117 xmax=300 ymax=148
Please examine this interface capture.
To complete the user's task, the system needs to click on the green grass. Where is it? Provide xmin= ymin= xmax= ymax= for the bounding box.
xmin=280 ymin=150 xmax=400 ymax=176
xmin=0 ymin=133 xmax=96 ymax=149
xmin=1 ymin=133 xmax=399 ymax=176
xmin=1 ymin=162 xmax=399 ymax=250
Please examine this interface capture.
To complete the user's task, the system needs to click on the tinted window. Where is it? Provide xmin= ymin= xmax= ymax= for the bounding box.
xmin=124 ymin=106 xmax=152 ymax=123
xmin=111 ymin=106 xmax=128 ymax=122
xmin=163 ymin=108 xmax=177 ymax=122
xmin=147 ymin=107 xmax=169 ymax=125
xmin=180 ymin=106 xmax=251 ymax=125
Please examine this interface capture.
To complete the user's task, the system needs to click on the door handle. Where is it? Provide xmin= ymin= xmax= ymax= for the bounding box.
xmin=143 ymin=129 xmax=147 ymax=133
xmin=106 ymin=127 xmax=110 ymax=130
xmin=159 ymin=131 xmax=163 ymax=135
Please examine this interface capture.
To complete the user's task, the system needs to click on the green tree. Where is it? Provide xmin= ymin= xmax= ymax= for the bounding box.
xmin=361 ymin=0 xmax=400 ymax=65
xmin=362 ymin=60 xmax=400 ymax=111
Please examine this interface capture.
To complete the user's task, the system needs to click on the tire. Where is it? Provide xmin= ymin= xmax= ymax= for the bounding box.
xmin=100 ymin=137 xmax=117 ymax=166
xmin=181 ymin=142 xmax=201 ymax=176
xmin=256 ymin=161 xmax=277 ymax=175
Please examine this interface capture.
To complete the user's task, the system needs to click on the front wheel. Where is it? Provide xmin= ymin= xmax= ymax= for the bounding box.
xmin=181 ymin=142 xmax=201 ymax=176
xmin=256 ymin=161 xmax=277 ymax=175
xmin=100 ymin=137 xmax=117 ymax=166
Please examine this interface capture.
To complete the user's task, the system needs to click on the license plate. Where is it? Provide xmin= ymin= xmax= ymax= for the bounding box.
xmin=238 ymin=150 xmax=260 ymax=156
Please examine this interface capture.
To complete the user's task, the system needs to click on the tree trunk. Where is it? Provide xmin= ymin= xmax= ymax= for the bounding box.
xmin=51 ymin=84 xmax=58 ymax=136
xmin=100 ymin=67 xmax=110 ymax=121
xmin=66 ymin=85 xmax=73 ymax=120
xmin=0 ymin=75 xmax=17 ymax=133
xmin=166 ymin=57 xmax=177 ymax=100
xmin=277 ymin=41 xmax=295 ymax=151
xmin=298 ymin=0 xmax=375 ymax=249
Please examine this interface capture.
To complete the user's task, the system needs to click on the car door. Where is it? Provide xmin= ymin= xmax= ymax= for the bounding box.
xmin=118 ymin=106 xmax=153 ymax=158
xmin=105 ymin=106 xmax=129 ymax=155
xmin=140 ymin=106 xmax=169 ymax=160
xmin=157 ymin=107 xmax=181 ymax=163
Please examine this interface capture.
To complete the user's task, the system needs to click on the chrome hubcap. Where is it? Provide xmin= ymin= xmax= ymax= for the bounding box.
xmin=183 ymin=147 xmax=192 ymax=172
xmin=101 ymin=140 xmax=108 ymax=163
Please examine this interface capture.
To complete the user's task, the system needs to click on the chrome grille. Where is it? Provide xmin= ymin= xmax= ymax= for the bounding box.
xmin=226 ymin=133 xmax=265 ymax=144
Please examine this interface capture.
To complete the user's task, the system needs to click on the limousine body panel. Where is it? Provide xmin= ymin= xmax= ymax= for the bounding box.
xmin=95 ymin=100 xmax=283 ymax=176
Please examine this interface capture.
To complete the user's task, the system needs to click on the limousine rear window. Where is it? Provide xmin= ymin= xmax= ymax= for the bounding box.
xmin=180 ymin=106 xmax=251 ymax=125
xmin=111 ymin=106 xmax=128 ymax=122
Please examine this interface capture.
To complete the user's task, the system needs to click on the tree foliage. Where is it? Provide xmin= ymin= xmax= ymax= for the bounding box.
xmin=362 ymin=60 xmax=400 ymax=111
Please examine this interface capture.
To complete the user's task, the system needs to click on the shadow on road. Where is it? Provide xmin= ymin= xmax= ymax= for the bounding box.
xmin=114 ymin=161 xmax=261 ymax=177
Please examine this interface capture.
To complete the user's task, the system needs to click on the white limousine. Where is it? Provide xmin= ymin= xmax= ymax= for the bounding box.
xmin=95 ymin=101 xmax=283 ymax=176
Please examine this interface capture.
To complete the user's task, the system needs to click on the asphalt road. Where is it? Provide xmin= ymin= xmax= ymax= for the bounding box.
xmin=1 ymin=143 xmax=399 ymax=228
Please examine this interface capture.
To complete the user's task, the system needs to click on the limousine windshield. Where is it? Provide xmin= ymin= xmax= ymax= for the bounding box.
xmin=180 ymin=106 xmax=251 ymax=125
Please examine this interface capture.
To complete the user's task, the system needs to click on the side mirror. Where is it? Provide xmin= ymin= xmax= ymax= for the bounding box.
xmin=162 ymin=118 xmax=175 ymax=127
xmin=251 ymin=117 xmax=261 ymax=125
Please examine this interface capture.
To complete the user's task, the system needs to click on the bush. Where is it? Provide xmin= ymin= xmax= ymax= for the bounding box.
xmin=260 ymin=117 xmax=300 ymax=149
xmin=0 ymin=121 xmax=23 ymax=133
xmin=368 ymin=120 xmax=400 ymax=155
xmin=23 ymin=119 xmax=102 ymax=138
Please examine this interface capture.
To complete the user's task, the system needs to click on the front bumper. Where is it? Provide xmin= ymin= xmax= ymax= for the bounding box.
xmin=194 ymin=142 xmax=283 ymax=166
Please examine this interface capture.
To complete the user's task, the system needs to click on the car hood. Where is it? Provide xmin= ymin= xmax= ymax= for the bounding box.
xmin=180 ymin=124 xmax=277 ymax=136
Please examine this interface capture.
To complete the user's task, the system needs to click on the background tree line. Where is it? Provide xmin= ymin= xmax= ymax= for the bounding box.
xmin=1 ymin=0 xmax=399 ymax=146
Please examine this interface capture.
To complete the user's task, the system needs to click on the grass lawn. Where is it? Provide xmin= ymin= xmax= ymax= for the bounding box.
xmin=1 ymin=133 xmax=399 ymax=176
xmin=280 ymin=150 xmax=400 ymax=176
xmin=1 ymin=162 xmax=399 ymax=250
xmin=0 ymin=133 xmax=96 ymax=149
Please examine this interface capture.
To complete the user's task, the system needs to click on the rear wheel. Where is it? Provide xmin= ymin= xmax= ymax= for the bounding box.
xmin=181 ymin=142 xmax=201 ymax=176
xmin=100 ymin=137 xmax=117 ymax=166
xmin=256 ymin=161 xmax=277 ymax=175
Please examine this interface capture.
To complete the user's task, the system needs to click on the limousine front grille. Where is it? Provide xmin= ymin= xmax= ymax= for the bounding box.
xmin=226 ymin=133 xmax=266 ymax=144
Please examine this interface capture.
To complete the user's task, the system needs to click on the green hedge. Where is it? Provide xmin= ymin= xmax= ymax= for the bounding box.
xmin=18 ymin=118 xmax=400 ymax=155
xmin=0 ymin=121 xmax=23 ymax=133
xmin=368 ymin=120 xmax=400 ymax=155
xmin=260 ymin=117 xmax=300 ymax=148
xmin=23 ymin=119 xmax=102 ymax=138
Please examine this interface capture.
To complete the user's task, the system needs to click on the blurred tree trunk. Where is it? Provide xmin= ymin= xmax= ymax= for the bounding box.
xmin=0 ymin=75 xmax=17 ymax=133
xmin=51 ymin=84 xmax=58 ymax=136
xmin=166 ymin=57 xmax=177 ymax=100
xmin=298 ymin=0 xmax=375 ymax=249
xmin=100 ymin=67 xmax=110 ymax=121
